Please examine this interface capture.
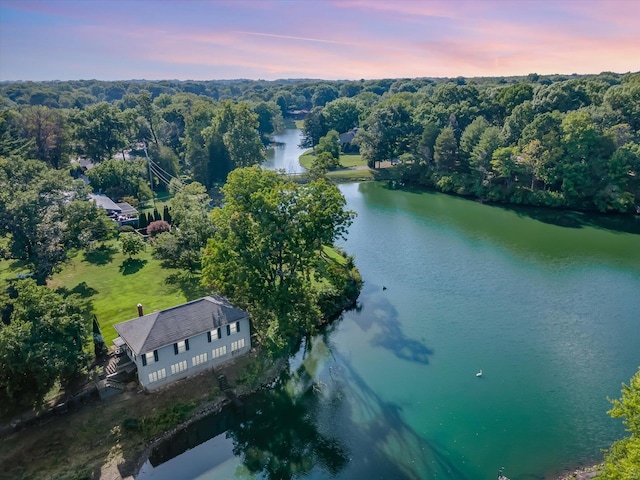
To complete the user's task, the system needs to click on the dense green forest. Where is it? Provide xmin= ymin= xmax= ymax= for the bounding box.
xmin=1 ymin=72 xmax=639 ymax=213
xmin=0 ymin=76 xmax=366 ymax=408
xmin=1 ymin=72 xmax=639 ymax=402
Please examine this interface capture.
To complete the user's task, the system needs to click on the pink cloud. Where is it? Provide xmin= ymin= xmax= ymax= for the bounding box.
xmin=2 ymin=0 xmax=638 ymax=80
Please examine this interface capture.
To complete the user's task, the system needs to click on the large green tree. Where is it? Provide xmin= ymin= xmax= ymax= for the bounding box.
xmin=120 ymin=232 xmax=145 ymax=258
xmin=86 ymin=158 xmax=152 ymax=201
xmin=198 ymin=101 xmax=264 ymax=186
xmin=0 ymin=280 xmax=92 ymax=407
xmin=253 ymin=101 xmax=284 ymax=141
xmin=0 ymin=156 xmax=114 ymax=284
xmin=73 ymin=102 xmax=128 ymax=162
xmin=357 ymin=99 xmax=418 ymax=168
xmin=300 ymin=107 xmax=327 ymax=150
xmin=18 ymin=106 xmax=70 ymax=169
xmin=202 ymin=167 xmax=355 ymax=350
xmin=153 ymin=181 xmax=214 ymax=272
xmin=222 ymin=102 xmax=265 ymax=169
xmin=433 ymin=126 xmax=458 ymax=172
xmin=322 ymin=98 xmax=361 ymax=134
xmin=315 ymin=130 xmax=340 ymax=161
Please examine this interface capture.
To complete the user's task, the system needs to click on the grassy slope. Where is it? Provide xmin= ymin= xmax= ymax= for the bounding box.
xmin=48 ymin=240 xmax=207 ymax=345
xmin=45 ymin=242 xmax=351 ymax=346
xmin=299 ymin=150 xmax=365 ymax=169
xmin=298 ymin=150 xmax=393 ymax=182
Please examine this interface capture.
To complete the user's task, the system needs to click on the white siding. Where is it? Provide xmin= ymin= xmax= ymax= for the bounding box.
xmin=133 ymin=317 xmax=251 ymax=391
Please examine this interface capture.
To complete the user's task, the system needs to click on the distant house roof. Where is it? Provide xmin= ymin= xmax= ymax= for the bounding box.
xmin=89 ymin=193 xmax=121 ymax=212
xmin=339 ymin=128 xmax=358 ymax=145
xmin=116 ymin=202 xmax=139 ymax=217
xmin=113 ymin=296 xmax=249 ymax=355
xmin=287 ymin=109 xmax=309 ymax=115
xmin=79 ymin=158 xmax=95 ymax=170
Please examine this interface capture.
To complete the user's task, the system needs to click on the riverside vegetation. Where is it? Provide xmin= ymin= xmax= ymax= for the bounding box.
xmin=0 ymin=73 xmax=638 ymax=478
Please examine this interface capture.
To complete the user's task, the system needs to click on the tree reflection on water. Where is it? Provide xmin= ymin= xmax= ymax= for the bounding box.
xmin=227 ymin=376 xmax=349 ymax=479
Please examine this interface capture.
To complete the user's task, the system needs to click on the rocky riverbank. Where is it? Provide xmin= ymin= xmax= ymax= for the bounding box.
xmin=555 ymin=463 xmax=602 ymax=480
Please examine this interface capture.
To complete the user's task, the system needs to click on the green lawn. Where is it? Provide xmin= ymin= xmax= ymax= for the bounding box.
xmin=0 ymin=258 xmax=31 ymax=283
xmin=322 ymin=245 xmax=347 ymax=265
xmin=325 ymin=169 xmax=376 ymax=182
xmin=298 ymin=151 xmax=393 ymax=183
xmin=299 ymin=151 xmax=365 ymax=169
xmin=49 ymin=240 xmax=208 ymax=345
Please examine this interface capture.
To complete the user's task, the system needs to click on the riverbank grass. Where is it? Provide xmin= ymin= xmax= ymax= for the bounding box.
xmin=299 ymin=150 xmax=366 ymax=169
xmin=298 ymin=150 xmax=393 ymax=182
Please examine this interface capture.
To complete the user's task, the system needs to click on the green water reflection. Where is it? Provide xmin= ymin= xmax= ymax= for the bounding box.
xmin=138 ymin=183 xmax=640 ymax=480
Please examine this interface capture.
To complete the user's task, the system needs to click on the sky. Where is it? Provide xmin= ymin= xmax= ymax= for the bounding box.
xmin=0 ymin=0 xmax=638 ymax=81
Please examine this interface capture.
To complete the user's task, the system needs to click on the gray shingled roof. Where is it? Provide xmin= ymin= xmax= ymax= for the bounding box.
xmin=113 ymin=296 xmax=248 ymax=355
xmin=115 ymin=202 xmax=139 ymax=216
xmin=89 ymin=193 xmax=121 ymax=212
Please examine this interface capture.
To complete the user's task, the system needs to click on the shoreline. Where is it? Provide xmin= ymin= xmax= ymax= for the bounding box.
xmin=131 ymin=355 xmax=288 ymax=478
xmin=555 ymin=463 xmax=602 ymax=480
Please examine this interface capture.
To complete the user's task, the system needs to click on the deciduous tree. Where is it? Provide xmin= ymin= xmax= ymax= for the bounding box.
xmin=0 ymin=280 xmax=92 ymax=407
xmin=202 ymin=167 xmax=355 ymax=349
xmin=120 ymin=232 xmax=145 ymax=258
xmin=73 ymin=102 xmax=127 ymax=162
xmin=315 ymin=130 xmax=340 ymax=160
xmin=322 ymin=98 xmax=361 ymax=134
xmin=0 ymin=156 xmax=112 ymax=284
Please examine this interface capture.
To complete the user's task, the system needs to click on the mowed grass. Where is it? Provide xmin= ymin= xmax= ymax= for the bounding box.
xmin=299 ymin=151 xmax=365 ymax=169
xmin=322 ymin=245 xmax=347 ymax=265
xmin=49 ymin=240 xmax=207 ymax=345
xmin=0 ymin=258 xmax=31 ymax=283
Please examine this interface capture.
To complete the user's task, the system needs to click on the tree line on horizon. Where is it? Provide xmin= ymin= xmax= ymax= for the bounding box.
xmin=1 ymin=71 xmax=639 ymax=213
xmin=0 ymin=74 xmax=638 ymax=477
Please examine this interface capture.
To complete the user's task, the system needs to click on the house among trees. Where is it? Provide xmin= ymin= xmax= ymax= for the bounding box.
xmin=286 ymin=109 xmax=309 ymax=120
xmin=89 ymin=193 xmax=139 ymax=226
xmin=339 ymin=128 xmax=359 ymax=153
xmin=113 ymin=296 xmax=252 ymax=391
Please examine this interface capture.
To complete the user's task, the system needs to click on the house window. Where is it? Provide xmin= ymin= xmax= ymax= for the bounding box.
xmin=170 ymin=360 xmax=188 ymax=375
xmin=208 ymin=328 xmax=222 ymax=342
xmin=143 ymin=351 xmax=157 ymax=366
xmin=174 ymin=339 xmax=189 ymax=355
xmin=148 ymin=368 xmax=166 ymax=383
xmin=212 ymin=345 xmax=227 ymax=359
xmin=231 ymin=338 xmax=245 ymax=353
xmin=227 ymin=322 xmax=240 ymax=335
xmin=192 ymin=352 xmax=207 ymax=366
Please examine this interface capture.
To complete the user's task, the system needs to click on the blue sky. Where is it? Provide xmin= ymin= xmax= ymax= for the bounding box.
xmin=1 ymin=0 xmax=638 ymax=81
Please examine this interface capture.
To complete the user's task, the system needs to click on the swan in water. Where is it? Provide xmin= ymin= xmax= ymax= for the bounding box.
xmin=476 ymin=370 xmax=483 ymax=377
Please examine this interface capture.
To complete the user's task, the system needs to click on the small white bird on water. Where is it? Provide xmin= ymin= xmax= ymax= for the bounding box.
xmin=476 ymin=370 xmax=483 ymax=377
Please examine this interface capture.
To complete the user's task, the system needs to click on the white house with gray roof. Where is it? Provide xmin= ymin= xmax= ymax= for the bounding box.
xmin=113 ymin=295 xmax=251 ymax=391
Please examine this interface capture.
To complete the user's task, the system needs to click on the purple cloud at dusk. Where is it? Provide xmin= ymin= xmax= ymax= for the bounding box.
xmin=1 ymin=0 xmax=638 ymax=81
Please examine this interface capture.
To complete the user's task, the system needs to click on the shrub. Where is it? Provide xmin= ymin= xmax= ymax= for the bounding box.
xmin=118 ymin=225 xmax=135 ymax=233
xmin=147 ymin=220 xmax=171 ymax=237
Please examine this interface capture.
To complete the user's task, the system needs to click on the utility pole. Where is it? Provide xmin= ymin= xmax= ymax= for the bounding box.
xmin=143 ymin=143 xmax=156 ymax=208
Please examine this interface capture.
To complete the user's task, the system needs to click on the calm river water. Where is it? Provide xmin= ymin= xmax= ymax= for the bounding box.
xmin=262 ymin=128 xmax=307 ymax=174
xmin=137 ymin=136 xmax=640 ymax=480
